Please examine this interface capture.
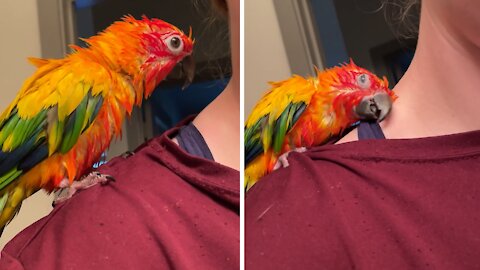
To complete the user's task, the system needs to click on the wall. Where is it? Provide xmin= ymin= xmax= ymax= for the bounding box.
xmin=0 ymin=0 xmax=55 ymax=249
xmin=309 ymin=0 xmax=349 ymax=67
xmin=245 ymin=0 xmax=291 ymax=117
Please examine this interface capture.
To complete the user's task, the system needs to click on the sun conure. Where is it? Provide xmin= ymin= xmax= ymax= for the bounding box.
xmin=245 ymin=60 xmax=397 ymax=190
xmin=0 ymin=15 xmax=195 ymax=230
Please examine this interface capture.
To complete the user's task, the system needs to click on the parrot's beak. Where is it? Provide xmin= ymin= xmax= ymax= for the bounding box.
xmin=354 ymin=92 xmax=393 ymax=122
xmin=181 ymin=54 xmax=195 ymax=90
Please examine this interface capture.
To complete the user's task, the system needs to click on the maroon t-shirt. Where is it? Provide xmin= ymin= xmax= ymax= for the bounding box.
xmin=246 ymin=130 xmax=480 ymax=269
xmin=0 ymin=126 xmax=239 ymax=269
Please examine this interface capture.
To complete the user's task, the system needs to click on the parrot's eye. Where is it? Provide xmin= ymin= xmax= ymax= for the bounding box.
xmin=165 ymin=35 xmax=184 ymax=55
xmin=356 ymin=74 xmax=371 ymax=89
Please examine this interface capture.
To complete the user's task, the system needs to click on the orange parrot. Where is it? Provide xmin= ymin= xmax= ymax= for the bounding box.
xmin=0 ymin=15 xmax=194 ymax=230
xmin=245 ymin=60 xmax=397 ymax=190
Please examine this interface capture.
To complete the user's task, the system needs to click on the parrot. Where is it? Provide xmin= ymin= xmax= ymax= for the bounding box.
xmin=0 ymin=15 xmax=195 ymax=231
xmin=244 ymin=60 xmax=397 ymax=190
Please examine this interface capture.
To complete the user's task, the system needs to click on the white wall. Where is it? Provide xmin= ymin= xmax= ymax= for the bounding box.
xmin=245 ymin=0 xmax=291 ymax=117
xmin=0 ymin=0 xmax=55 ymax=249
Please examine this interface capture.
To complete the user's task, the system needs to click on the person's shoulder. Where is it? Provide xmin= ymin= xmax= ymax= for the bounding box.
xmin=1 ymin=140 xmax=181 ymax=255
xmin=100 ymin=137 xmax=173 ymax=178
xmin=56 ymin=139 xmax=191 ymax=217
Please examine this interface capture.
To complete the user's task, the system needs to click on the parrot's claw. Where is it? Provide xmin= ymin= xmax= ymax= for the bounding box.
xmin=121 ymin=151 xmax=135 ymax=158
xmin=58 ymin=178 xmax=70 ymax=189
xmin=53 ymin=172 xmax=115 ymax=206
xmin=273 ymin=147 xmax=307 ymax=170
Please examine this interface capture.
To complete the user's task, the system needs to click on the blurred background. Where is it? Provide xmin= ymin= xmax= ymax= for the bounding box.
xmin=245 ymin=0 xmax=418 ymax=117
xmin=0 ymin=0 xmax=230 ymax=248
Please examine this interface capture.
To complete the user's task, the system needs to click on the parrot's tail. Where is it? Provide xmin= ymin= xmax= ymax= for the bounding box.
xmin=245 ymin=168 xmax=264 ymax=192
xmin=245 ymin=152 xmax=277 ymax=191
xmin=0 ymin=182 xmax=38 ymax=236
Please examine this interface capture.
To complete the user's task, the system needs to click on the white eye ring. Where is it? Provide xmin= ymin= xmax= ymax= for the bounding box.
xmin=165 ymin=35 xmax=184 ymax=55
xmin=356 ymin=74 xmax=371 ymax=89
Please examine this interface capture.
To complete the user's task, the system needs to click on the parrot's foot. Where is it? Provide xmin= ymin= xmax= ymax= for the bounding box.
xmin=273 ymin=147 xmax=307 ymax=170
xmin=54 ymin=172 xmax=115 ymax=206
xmin=121 ymin=151 xmax=135 ymax=158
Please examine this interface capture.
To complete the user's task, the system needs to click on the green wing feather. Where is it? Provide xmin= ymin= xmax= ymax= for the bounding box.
xmin=272 ymin=102 xmax=306 ymax=154
xmin=0 ymin=168 xmax=23 ymax=191
xmin=245 ymin=101 xmax=307 ymax=165
xmin=60 ymin=93 xmax=89 ymax=153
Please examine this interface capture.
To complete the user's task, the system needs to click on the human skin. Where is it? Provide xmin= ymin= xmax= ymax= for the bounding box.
xmin=339 ymin=0 xmax=480 ymax=143
xmin=192 ymin=0 xmax=240 ymax=170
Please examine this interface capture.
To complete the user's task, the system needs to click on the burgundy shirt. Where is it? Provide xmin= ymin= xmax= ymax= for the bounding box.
xmin=1 ymin=125 xmax=239 ymax=269
xmin=246 ymin=129 xmax=480 ymax=269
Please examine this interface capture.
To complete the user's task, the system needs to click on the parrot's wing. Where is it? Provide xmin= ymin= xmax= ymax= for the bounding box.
xmin=245 ymin=76 xmax=315 ymax=165
xmin=0 ymin=59 xmax=123 ymax=225
xmin=245 ymin=103 xmax=307 ymax=165
xmin=0 ymin=93 xmax=104 ymax=186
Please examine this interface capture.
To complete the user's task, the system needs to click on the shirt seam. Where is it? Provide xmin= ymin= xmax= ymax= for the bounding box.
xmin=150 ymin=139 xmax=239 ymax=194
xmin=343 ymin=150 xmax=480 ymax=163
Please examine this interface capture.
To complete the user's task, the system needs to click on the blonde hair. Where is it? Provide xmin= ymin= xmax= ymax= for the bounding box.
xmin=192 ymin=0 xmax=231 ymax=79
xmin=384 ymin=0 xmax=421 ymax=39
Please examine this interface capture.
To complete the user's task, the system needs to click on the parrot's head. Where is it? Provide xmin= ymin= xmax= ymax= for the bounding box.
xmin=100 ymin=15 xmax=195 ymax=101
xmin=136 ymin=16 xmax=195 ymax=96
xmin=318 ymin=59 xmax=397 ymax=122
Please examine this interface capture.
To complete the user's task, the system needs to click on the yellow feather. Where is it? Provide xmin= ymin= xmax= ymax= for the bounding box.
xmin=16 ymin=87 xmax=52 ymax=118
xmin=58 ymin=76 xmax=87 ymax=120
xmin=9 ymin=187 xmax=24 ymax=208
xmin=245 ymin=76 xmax=315 ymax=128
xmin=48 ymin=121 xmax=62 ymax=156
xmin=2 ymin=134 xmax=14 ymax=152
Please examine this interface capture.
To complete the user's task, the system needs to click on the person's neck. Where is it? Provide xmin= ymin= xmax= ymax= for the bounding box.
xmin=193 ymin=76 xmax=240 ymax=170
xmin=381 ymin=6 xmax=480 ymax=139
xmin=193 ymin=1 xmax=240 ymax=170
